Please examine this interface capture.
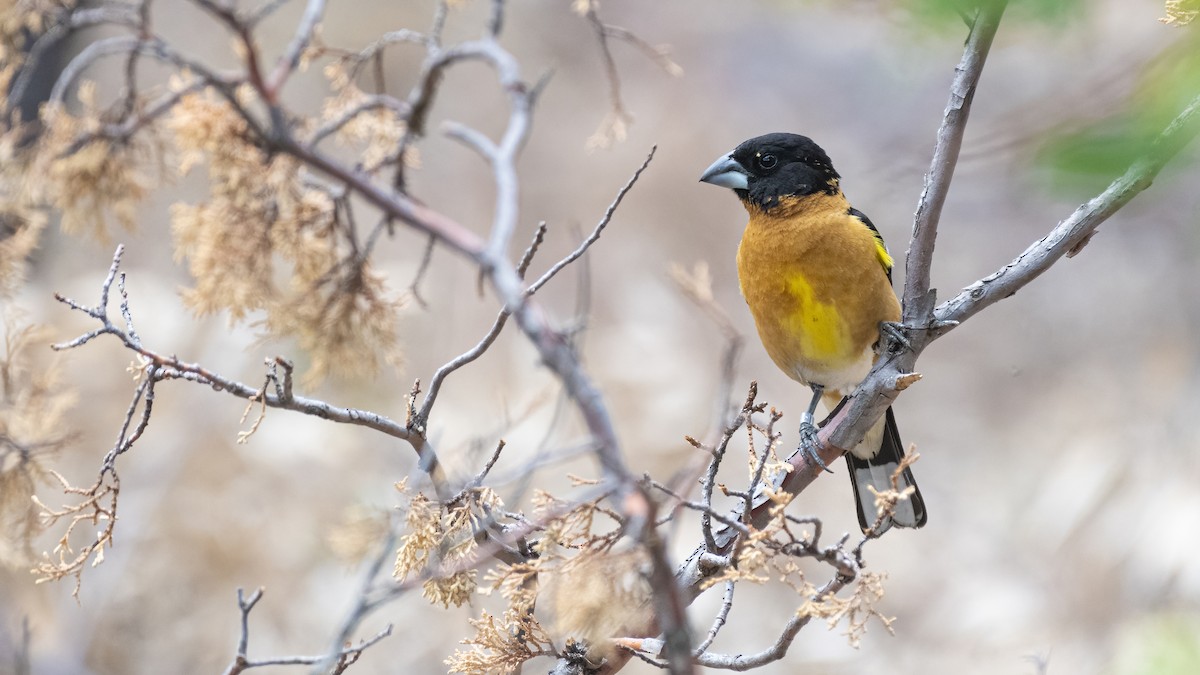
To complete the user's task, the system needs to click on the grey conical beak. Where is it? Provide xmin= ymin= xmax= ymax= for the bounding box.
xmin=699 ymin=154 xmax=750 ymax=190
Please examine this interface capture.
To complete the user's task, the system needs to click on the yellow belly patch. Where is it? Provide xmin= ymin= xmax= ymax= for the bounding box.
xmin=784 ymin=272 xmax=848 ymax=362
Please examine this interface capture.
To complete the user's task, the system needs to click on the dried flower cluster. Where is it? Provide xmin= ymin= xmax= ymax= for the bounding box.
xmin=0 ymin=133 xmax=45 ymax=295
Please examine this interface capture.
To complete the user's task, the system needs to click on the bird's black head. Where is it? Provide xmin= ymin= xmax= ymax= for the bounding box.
xmin=699 ymin=133 xmax=841 ymax=211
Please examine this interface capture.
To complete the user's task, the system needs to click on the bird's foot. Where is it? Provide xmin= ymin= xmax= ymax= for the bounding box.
xmin=799 ymin=420 xmax=832 ymax=473
xmin=880 ymin=321 xmax=912 ymax=355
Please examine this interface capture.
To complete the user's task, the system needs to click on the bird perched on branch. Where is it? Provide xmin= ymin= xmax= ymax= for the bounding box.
xmin=699 ymin=132 xmax=926 ymax=532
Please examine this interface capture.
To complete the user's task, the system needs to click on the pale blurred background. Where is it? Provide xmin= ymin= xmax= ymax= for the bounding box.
xmin=3 ymin=1 xmax=1200 ymax=673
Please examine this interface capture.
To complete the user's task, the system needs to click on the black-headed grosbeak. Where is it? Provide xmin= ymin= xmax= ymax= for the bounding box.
xmin=700 ymin=132 xmax=926 ymax=532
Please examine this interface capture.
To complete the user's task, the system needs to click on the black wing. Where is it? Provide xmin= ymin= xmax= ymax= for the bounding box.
xmin=848 ymin=206 xmax=892 ymax=283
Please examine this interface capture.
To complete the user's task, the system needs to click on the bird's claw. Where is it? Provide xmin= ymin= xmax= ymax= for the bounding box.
xmin=880 ymin=321 xmax=911 ymax=355
xmin=799 ymin=421 xmax=832 ymax=473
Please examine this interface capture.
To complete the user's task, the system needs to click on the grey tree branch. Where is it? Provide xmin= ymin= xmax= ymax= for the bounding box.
xmin=267 ymin=0 xmax=327 ymax=93
xmin=902 ymin=1 xmax=1008 ymax=324
xmin=7 ymin=5 xmax=141 ymax=113
xmin=936 ymin=90 xmax=1200 ymax=326
xmin=53 ymin=247 xmax=417 ymax=446
xmin=309 ymin=520 xmax=400 ymax=675
xmin=222 ymin=587 xmax=392 ymax=675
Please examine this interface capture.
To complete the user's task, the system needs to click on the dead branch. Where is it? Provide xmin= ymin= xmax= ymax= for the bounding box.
xmin=221 ymin=587 xmax=392 ymax=675
xmin=52 ymin=247 xmax=416 ymax=445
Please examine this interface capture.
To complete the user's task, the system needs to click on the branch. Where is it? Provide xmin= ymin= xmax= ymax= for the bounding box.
xmin=267 ymin=0 xmax=327 ymax=93
xmin=693 ymin=579 xmax=843 ymax=670
xmin=309 ymin=520 xmax=401 ymax=675
xmin=902 ymin=1 xmax=1008 ymax=324
xmin=936 ymin=90 xmax=1200 ymax=325
xmin=414 ymin=222 xmax=547 ymax=428
xmin=526 ymin=147 xmax=656 ymax=295
xmin=413 ymin=139 xmax=650 ymax=429
xmin=222 ymin=588 xmax=391 ymax=675
xmin=581 ymin=1 xmax=633 ymax=150
xmin=52 ymin=246 xmax=418 ymax=443
xmin=7 ymin=5 xmax=141 ymax=114
xmin=829 ymin=79 xmax=1200 ymax=466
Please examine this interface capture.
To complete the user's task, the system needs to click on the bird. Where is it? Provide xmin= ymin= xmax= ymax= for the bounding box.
xmin=699 ymin=132 xmax=926 ymax=532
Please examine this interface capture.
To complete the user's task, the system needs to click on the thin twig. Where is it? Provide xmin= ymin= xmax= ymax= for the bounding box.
xmin=310 ymin=520 xmax=401 ymax=675
xmin=693 ymin=580 xmax=735 ymax=655
xmin=527 ymin=146 xmax=656 ymax=295
xmin=223 ymin=587 xmax=392 ymax=675
xmin=54 ymin=248 xmax=417 ymax=446
xmin=415 ymin=222 xmax=548 ymax=426
xmin=448 ymin=440 xmax=507 ymax=505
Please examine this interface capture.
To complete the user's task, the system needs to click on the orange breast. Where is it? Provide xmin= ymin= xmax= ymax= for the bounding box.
xmin=736 ymin=193 xmax=900 ymax=392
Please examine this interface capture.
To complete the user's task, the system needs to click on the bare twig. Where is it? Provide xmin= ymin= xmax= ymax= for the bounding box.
xmin=53 ymin=248 xmax=416 ymax=443
xmin=449 ymin=440 xmax=507 ymax=505
xmin=669 ymin=261 xmax=744 ymax=432
xmin=581 ymin=2 xmax=632 ymax=150
xmin=414 ymin=222 xmax=548 ymax=427
xmin=526 ymin=147 xmax=656 ymax=295
xmin=310 ymin=520 xmax=401 ymax=675
xmin=646 ymin=479 xmax=750 ymax=538
xmin=406 ymin=233 xmax=437 ymax=308
xmin=694 ymin=578 xmax=845 ymax=670
xmin=223 ymin=587 xmax=392 ymax=675
xmin=693 ymin=580 xmax=735 ymax=655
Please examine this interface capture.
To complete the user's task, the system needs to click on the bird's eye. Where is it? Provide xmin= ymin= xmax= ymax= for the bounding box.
xmin=757 ymin=153 xmax=778 ymax=170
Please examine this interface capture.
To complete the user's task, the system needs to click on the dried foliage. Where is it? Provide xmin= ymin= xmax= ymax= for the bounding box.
xmin=0 ymin=132 xmax=45 ymax=295
xmin=263 ymin=261 xmax=405 ymax=388
xmin=798 ymin=571 xmax=894 ymax=648
xmin=28 ymin=467 xmax=119 ymax=595
xmin=445 ymin=608 xmax=556 ymax=675
xmin=34 ymin=83 xmax=163 ymax=241
xmin=394 ymin=484 xmax=504 ymax=609
xmin=1162 ymin=0 xmax=1200 ymax=25
xmin=167 ymin=85 xmax=283 ymax=319
xmin=166 ymin=83 xmax=404 ymax=386
xmin=0 ymin=316 xmax=74 ymax=568
xmin=543 ymin=549 xmax=652 ymax=662
xmin=0 ymin=1 xmax=76 ymax=67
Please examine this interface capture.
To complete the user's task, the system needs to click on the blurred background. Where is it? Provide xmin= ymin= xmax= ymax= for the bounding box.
xmin=3 ymin=0 xmax=1200 ymax=673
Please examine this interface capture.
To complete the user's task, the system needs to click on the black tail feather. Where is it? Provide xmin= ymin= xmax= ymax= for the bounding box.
xmin=845 ymin=407 xmax=927 ymax=533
